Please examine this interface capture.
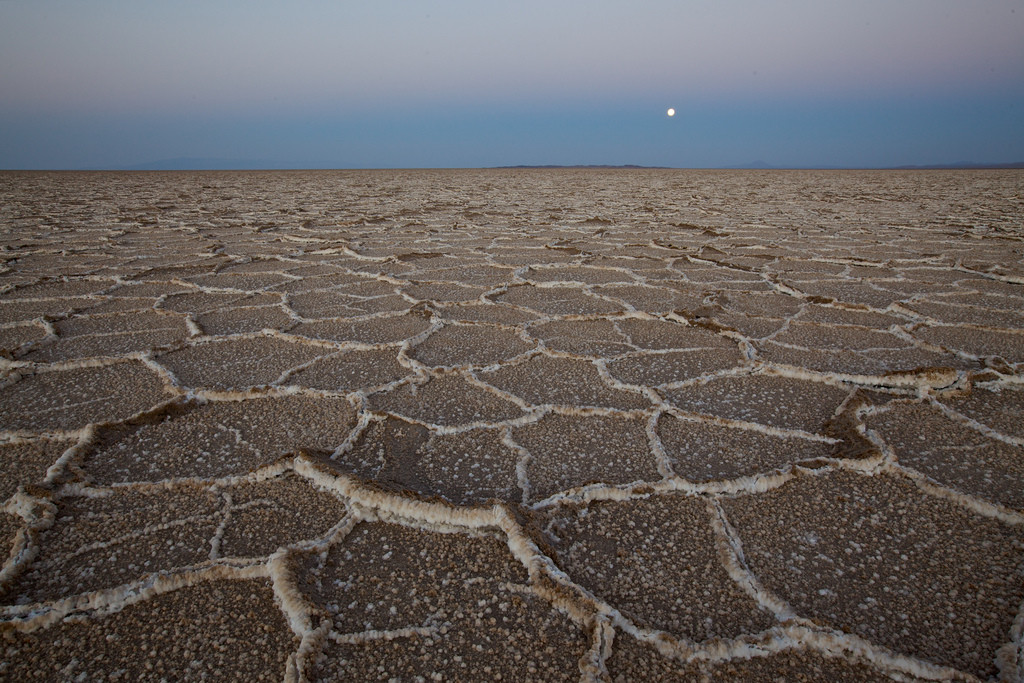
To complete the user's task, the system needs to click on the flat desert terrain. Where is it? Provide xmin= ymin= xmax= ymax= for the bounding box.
xmin=0 ymin=169 xmax=1022 ymax=681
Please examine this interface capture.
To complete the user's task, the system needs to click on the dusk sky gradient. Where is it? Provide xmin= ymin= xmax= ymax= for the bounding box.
xmin=2 ymin=0 xmax=1023 ymax=169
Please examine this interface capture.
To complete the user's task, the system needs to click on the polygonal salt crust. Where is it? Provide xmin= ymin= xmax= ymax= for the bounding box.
xmin=0 ymin=511 xmax=22 ymax=559
xmin=84 ymin=394 xmax=357 ymax=484
xmin=288 ymin=314 xmax=432 ymax=344
xmin=656 ymin=414 xmax=834 ymax=482
xmin=408 ymin=324 xmax=535 ymax=368
xmin=22 ymin=310 xmax=191 ymax=362
xmin=754 ymin=340 xmax=967 ymax=377
xmin=288 ymin=348 xmax=410 ymax=392
xmin=617 ymin=318 xmax=736 ymax=351
xmin=875 ymin=280 xmax=962 ymax=300
xmin=703 ymin=647 xmax=919 ymax=682
xmin=0 ymin=579 xmax=296 ymax=681
xmin=7 ymin=485 xmax=220 ymax=603
xmin=784 ymin=281 xmax=899 ymax=309
xmin=906 ymin=300 xmax=1024 ymax=329
xmin=395 ymin=428 xmax=522 ymax=505
xmin=159 ymin=290 xmax=282 ymax=314
xmin=400 ymin=282 xmax=490 ymax=303
xmin=0 ymin=297 xmax=100 ymax=323
xmin=1 ymin=279 xmax=116 ymax=299
xmin=864 ymin=402 xmax=1024 ymax=510
xmin=337 ymin=279 xmax=404 ymax=298
xmin=607 ymin=349 xmax=746 ymax=387
xmin=768 ymin=322 xmax=912 ymax=354
xmin=156 ymin=336 xmax=329 ymax=390
xmin=544 ymin=495 xmax=775 ymax=641
xmin=187 ymin=271 xmax=293 ymax=291
xmin=513 ymin=413 xmax=660 ymax=501
xmin=134 ymin=261 xmax=230 ymax=282
xmin=664 ymin=375 xmax=850 ymax=434
xmin=333 ymin=416 xmax=428 ymax=483
xmin=528 ymin=319 xmax=633 ymax=357
xmin=796 ymin=304 xmax=908 ymax=329
xmin=604 ymin=632 xmax=703 ymax=681
xmin=705 ymin=311 xmax=788 ymax=339
xmin=714 ymin=291 xmax=804 ymax=318
xmin=0 ymin=324 xmax=47 ymax=356
xmin=721 ymin=470 xmax=1024 ymax=679
xmin=961 ymin=279 xmax=1024 ymax=298
xmin=194 ymin=305 xmax=294 ymax=335
xmin=270 ymin=273 xmax=361 ymax=295
xmin=0 ymin=439 xmax=71 ymax=501
xmin=591 ymin=284 xmax=708 ymax=315
xmin=480 ymin=355 xmax=650 ymax=411
xmin=338 ymin=294 xmax=412 ymax=316
xmin=494 ymin=285 xmax=623 ymax=316
xmin=910 ymin=325 xmax=1024 ymax=363
xmin=433 ymin=303 xmax=541 ymax=325
xmin=79 ymin=296 xmax=158 ymax=314
xmin=414 ymin=264 xmax=514 ymax=287
xmin=675 ymin=266 xmax=761 ymax=284
xmin=937 ymin=292 xmax=1024 ymax=315
xmin=770 ymin=259 xmax=848 ymax=276
xmin=941 ymin=385 xmax=1024 ymax=440
xmin=366 ymin=374 xmax=525 ymax=428
xmin=286 ymin=290 xmax=373 ymax=318
xmin=219 ymin=258 xmax=290 ymax=274
xmin=523 ymin=265 xmax=632 ymax=285
xmin=0 ymin=361 xmax=174 ymax=433
xmin=215 ymin=473 xmax=347 ymax=559
xmin=296 ymin=522 xmax=587 ymax=682
xmin=490 ymin=249 xmax=582 ymax=267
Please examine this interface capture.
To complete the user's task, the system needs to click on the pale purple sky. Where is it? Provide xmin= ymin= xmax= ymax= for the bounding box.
xmin=1 ymin=0 xmax=1022 ymax=168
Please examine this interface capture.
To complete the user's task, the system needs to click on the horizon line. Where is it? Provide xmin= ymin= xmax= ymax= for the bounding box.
xmin=3 ymin=161 xmax=1024 ymax=172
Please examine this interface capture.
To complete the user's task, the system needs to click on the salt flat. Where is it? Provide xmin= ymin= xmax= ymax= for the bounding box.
xmin=0 ymin=169 xmax=1022 ymax=681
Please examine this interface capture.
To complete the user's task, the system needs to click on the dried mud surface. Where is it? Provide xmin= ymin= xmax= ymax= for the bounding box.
xmin=0 ymin=169 xmax=1022 ymax=681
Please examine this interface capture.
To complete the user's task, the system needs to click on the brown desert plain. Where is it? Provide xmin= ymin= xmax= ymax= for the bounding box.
xmin=0 ymin=168 xmax=1022 ymax=681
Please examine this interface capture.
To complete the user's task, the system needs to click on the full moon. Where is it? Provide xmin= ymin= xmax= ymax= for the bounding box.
xmin=667 ymin=108 xmax=675 ymax=117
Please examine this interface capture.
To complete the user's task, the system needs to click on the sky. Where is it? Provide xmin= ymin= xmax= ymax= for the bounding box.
xmin=1 ymin=0 xmax=1023 ymax=169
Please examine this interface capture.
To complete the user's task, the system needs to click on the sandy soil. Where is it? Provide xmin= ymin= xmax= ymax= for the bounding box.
xmin=0 ymin=169 xmax=1022 ymax=681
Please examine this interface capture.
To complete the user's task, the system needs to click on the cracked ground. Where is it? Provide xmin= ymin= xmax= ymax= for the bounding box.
xmin=0 ymin=169 xmax=1022 ymax=681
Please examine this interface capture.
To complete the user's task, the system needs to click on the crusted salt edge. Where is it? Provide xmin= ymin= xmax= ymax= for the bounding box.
xmin=0 ymin=560 xmax=269 ymax=633
xmin=660 ymin=405 xmax=840 ymax=445
xmin=645 ymin=409 xmax=676 ymax=479
xmin=887 ymin=462 xmax=1024 ymax=526
xmin=208 ymin=491 xmax=232 ymax=561
xmin=578 ymin=615 xmax=614 ymax=683
xmin=677 ymin=624 xmax=981 ymax=681
xmin=0 ymin=489 xmax=56 ymax=592
xmin=759 ymin=359 xmax=962 ymax=393
xmin=707 ymin=497 xmax=799 ymax=623
xmin=40 ymin=427 xmax=95 ymax=485
xmin=502 ymin=427 xmax=533 ymax=506
xmin=327 ymin=623 xmax=439 ymax=645
xmin=997 ymin=593 xmax=1024 ymax=683
xmin=267 ymin=546 xmax=332 ymax=683
xmin=860 ymin=409 xmax=1024 ymax=524
xmin=930 ymin=397 xmax=1024 ymax=447
xmin=292 ymin=456 xmax=497 ymax=532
